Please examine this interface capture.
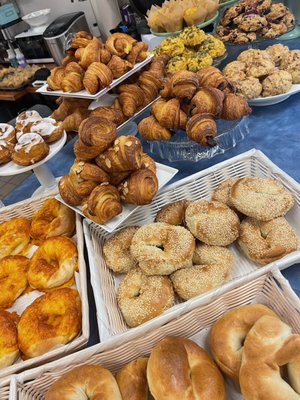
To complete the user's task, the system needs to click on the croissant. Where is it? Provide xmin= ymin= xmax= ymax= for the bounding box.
xmin=160 ymin=77 xmax=173 ymax=98
xmin=171 ymin=71 xmax=200 ymax=100
xmin=90 ymin=106 xmax=125 ymax=125
xmin=127 ymin=42 xmax=148 ymax=64
xmin=81 ymin=184 xmax=122 ymax=224
xmin=62 ymin=53 xmax=77 ymax=67
xmin=69 ymin=174 xmax=98 ymax=197
xmin=148 ymin=56 xmax=168 ymax=79
xmin=61 ymin=62 xmax=84 ymax=92
xmin=71 ymin=31 xmax=93 ymax=49
xmin=107 ymin=55 xmax=133 ymax=79
xmin=138 ymin=71 xmax=163 ymax=105
xmin=221 ymin=93 xmax=252 ymax=120
xmin=105 ymin=33 xmax=137 ymax=58
xmin=140 ymin=152 xmax=156 ymax=174
xmin=109 ymin=171 xmax=131 ymax=186
xmin=100 ymin=45 xmax=112 ymax=64
xmin=70 ymin=159 xmax=110 ymax=184
xmin=151 ymin=98 xmax=187 ymax=130
xmin=83 ymin=62 xmax=113 ymax=95
xmin=79 ymin=116 xmax=117 ymax=152
xmin=47 ymin=67 xmax=65 ymax=90
xmin=52 ymin=98 xmax=92 ymax=121
xmin=138 ymin=116 xmax=172 ymax=141
xmin=197 ymin=67 xmax=234 ymax=94
xmin=62 ymin=109 xmax=90 ymax=132
xmin=191 ymin=88 xmax=224 ymax=118
xmin=75 ymin=36 xmax=101 ymax=69
xmin=95 ymin=135 xmax=142 ymax=173
xmin=186 ymin=113 xmax=217 ymax=146
xmin=58 ymin=175 xmax=85 ymax=206
xmin=118 ymin=169 xmax=159 ymax=205
xmin=73 ymin=138 xmax=103 ymax=161
xmin=118 ymin=84 xmax=145 ymax=117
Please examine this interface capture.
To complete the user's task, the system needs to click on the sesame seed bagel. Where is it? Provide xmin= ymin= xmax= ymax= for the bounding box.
xmin=230 ymin=177 xmax=294 ymax=221
xmin=117 ymin=268 xmax=175 ymax=327
xmin=130 ymin=223 xmax=195 ymax=275
xmin=103 ymin=226 xmax=139 ymax=273
xmin=185 ymin=200 xmax=240 ymax=246
xmin=154 ymin=200 xmax=192 ymax=226
xmin=0 ymin=311 xmax=19 ymax=368
xmin=238 ymin=217 xmax=298 ymax=265
xmin=171 ymin=244 xmax=234 ymax=300
xmin=211 ymin=178 xmax=239 ymax=209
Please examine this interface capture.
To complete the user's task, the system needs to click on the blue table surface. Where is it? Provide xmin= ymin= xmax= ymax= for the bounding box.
xmin=2 ymin=38 xmax=300 ymax=345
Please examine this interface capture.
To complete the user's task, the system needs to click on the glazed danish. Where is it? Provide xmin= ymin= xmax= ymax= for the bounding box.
xmin=12 ymin=133 xmax=49 ymax=166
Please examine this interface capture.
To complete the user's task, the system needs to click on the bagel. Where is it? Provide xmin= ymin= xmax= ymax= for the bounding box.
xmin=103 ymin=226 xmax=139 ymax=273
xmin=230 ymin=177 xmax=294 ymax=221
xmin=185 ymin=200 xmax=240 ymax=246
xmin=209 ymin=304 xmax=279 ymax=382
xmin=147 ymin=336 xmax=226 ymax=400
xmin=18 ymin=288 xmax=81 ymax=359
xmin=0 ymin=217 xmax=31 ymax=260
xmin=30 ymin=198 xmax=76 ymax=245
xmin=130 ymin=222 xmax=195 ymax=275
xmin=240 ymin=315 xmax=300 ymax=400
xmin=28 ymin=236 xmax=78 ymax=291
xmin=0 ymin=255 xmax=29 ymax=309
xmin=171 ymin=244 xmax=234 ymax=300
xmin=154 ymin=200 xmax=192 ymax=226
xmin=116 ymin=358 xmax=148 ymax=400
xmin=211 ymin=177 xmax=239 ymax=209
xmin=45 ymin=364 xmax=122 ymax=400
xmin=117 ymin=267 xmax=175 ymax=327
xmin=0 ymin=310 xmax=19 ymax=368
xmin=238 ymin=217 xmax=298 ymax=265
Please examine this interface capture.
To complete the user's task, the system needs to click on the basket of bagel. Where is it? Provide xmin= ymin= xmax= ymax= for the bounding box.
xmin=10 ymin=265 xmax=300 ymax=399
xmin=0 ymin=192 xmax=89 ymax=396
xmin=83 ymin=148 xmax=300 ymax=344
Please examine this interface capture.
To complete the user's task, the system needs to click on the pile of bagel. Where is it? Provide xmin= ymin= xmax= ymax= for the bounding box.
xmin=0 ymin=198 xmax=82 ymax=368
xmin=44 ymin=303 xmax=300 ymax=400
xmin=102 ymin=176 xmax=298 ymax=328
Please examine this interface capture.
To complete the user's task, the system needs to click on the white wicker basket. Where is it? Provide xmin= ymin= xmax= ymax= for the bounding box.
xmin=10 ymin=267 xmax=300 ymax=400
xmin=0 ymin=192 xmax=90 ymax=397
xmin=83 ymin=148 xmax=300 ymax=342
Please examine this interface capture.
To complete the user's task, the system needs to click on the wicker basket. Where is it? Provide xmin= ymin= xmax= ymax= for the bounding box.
xmin=83 ymin=148 xmax=300 ymax=342
xmin=0 ymin=192 xmax=90 ymax=397
xmin=11 ymin=267 xmax=300 ymax=399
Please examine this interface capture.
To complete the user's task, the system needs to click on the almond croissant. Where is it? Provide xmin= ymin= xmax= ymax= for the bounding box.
xmin=58 ymin=175 xmax=85 ymax=207
xmin=138 ymin=116 xmax=172 ymax=141
xmin=118 ymin=169 xmax=158 ymax=205
xmin=83 ymin=62 xmax=113 ymax=95
xmin=107 ymin=55 xmax=132 ymax=79
xmin=151 ymin=98 xmax=187 ymax=130
xmin=186 ymin=113 xmax=217 ymax=146
xmin=221 ymin=93 xmax=252 ymax=120
xmin=191 ymin=87 xmax=224 ymax=118
xmin=70 ymin=159 xmax=110 ymax=184
xmin=118 ymin=84 xmax=145 ymax=117
xmin=79 ymin=116 xmax=117 ymax=151
xmin=105 ymin=33 xmax=137 ymax=58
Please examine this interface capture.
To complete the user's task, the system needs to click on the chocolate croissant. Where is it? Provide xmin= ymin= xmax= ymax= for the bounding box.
xmin=118 ymin=169 xmax=159 ymax=205
xmin=191 ymin=88 xmax=224 ymax=118
xmin=118 ymin=84 xmax=145 ymax=117
xmin=127 ymin=42 xmax=148 ymax=64
xmin=95 ymin=135 xmax=142 ymax=173
xmin=151 ymin=98 xmax=187 ymax=130
xmin=186 ymin=113 xmax=217 ymax=146
xmin=79 ymin=116 xmax=117 ymax=151
xmin=82 ymin=184 xmax=122 ymax=224
xmin=90 ymin=106 xmax=125 ymax=125
xmin=83 ymin=62 xmax=113 ymax=95
xmin=105 ymin=33 xmax=137 ymax=58
xmin=75 ymin=36 xmax=101 ymax=70
xmin=107 ymin=55 xmax=133 ymax=79
xmin=47 ymin=67 xmax=65 ymax=90
xmin=221 ymin=93 xmax=252 ymax=120
xmin=61 ymin=62 xmax=84 ymax=92
xmin=138 ymin=116 xmax=172 ymax=141
xmin=197 ymin=67 xmax=234 ymax=94
xmin=171 ymin=71 xmax=200 ymax=100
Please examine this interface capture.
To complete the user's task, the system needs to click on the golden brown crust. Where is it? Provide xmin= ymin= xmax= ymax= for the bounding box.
xmin=151 ymin=98 xmax=187 ymax=130
xmin=47 ymin=67 xmax=65 ymax=90
xmin=0 ymin=217 xmax=31 ymax=259
xmin=138 ymin=116 xmax=172 ymax=141
xmin=90 ymin=106 xmax=125 ymax=125
xmin=127 ymin=42 xmax=148 ymax=64
xmin=117 ymin=268 xmax=175 ymax=327
xmin=70 ymin=159 xmax=110 ymax=184
xmin=73 ymin=138 xmax=103 ymax=161
xmin=18 ymin=288 xmax=81 ymax=358
xmin=147 ymin=336 xmax=226 ymax=400
xmin=210 ymin=304 xmax=278 ymax=382
xmin=138 ymin=70 xmax=163 ymax=105
xmin=0 ymin=140 xmax=14 ymax=164
xmin=221 ymin=93 xmax=252 ymax=120
xmin=170 ymin=70 xmax=200 ymax=100
xmin=100 ymin=44 xmax=112 ymax=64
xmin=186 ymin=113 xmax=217 ymax=146
xmin=79 ymin=116 xmax=117 ymax=150
xmin=61 ymin=62 xmax=84 ymax=93
xmin=191 ymin=87 xmax=225 ymax=117
xmin=118 ymin=84 xmax=145 ymax=117
xmin=12 ymin=133 xmax=49 ymax=166
xmin=70 ymin=31 xmax=93 ymax=49
xmin=105 ymin=33 xmax=137 ymax=58
xmin=140 ymin=152 xmax=156 ymax=174
xmin=0 ymin=123 xmax=16 ymax=143
xmin=0 ymin=310 xmax=19 ymax=368
xmin=155 ymin=199 xmax=192 ymax=226
xmin=118 ymin=169 xmax=158 ymax=205
xmin=58 ymin=175 xmax=86 ymax=207
xmin=116 ymin=358 xmax=149 ymax=400
xmin=75 ymin=36 xmax=101 ymax=69
xmin=107 ymin=55 xmax=133 ymax=79
xmin=83 ymin=62 xmax=113 ymax=95
xmin=28 ymin=118 xmax=64 ymax=143
xmin=30 ymin=198 xmax=76 ymax=245
xmin=211 ymin=178 xmax=240 ymax=209
xmin=45 ymin=364 xmax=122 ymax=400
xmin=197 ymin=66 xmax=234 ymax=93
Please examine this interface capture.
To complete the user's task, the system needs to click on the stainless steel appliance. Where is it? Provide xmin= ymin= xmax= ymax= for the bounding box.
xmin=43 ymin=12 xmax=90 ymax=65
xmin=0 ymin=18 xmax=29 ymax=63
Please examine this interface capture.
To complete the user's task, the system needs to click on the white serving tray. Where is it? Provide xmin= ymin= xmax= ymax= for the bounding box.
xmin=84 ymin=148 xmax=300 ymax=342
xmin=56 ymin=162 xmax=178 ymax=233
xmin=0 ymin=192 xmax=89 ymax=380
xmin=36 ymin=55 xmax=154 ymax=100
xmin=248 ymin=84 xmax=300 ymax=106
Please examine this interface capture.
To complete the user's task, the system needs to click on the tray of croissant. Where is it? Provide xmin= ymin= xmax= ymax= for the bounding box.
xmin=10 ymin=267 xmax=300 ymax=400
xmin=0 ymin=194 xmax=89 ymax=380
xmin=83 ymin=148 xmax=300 ymax=344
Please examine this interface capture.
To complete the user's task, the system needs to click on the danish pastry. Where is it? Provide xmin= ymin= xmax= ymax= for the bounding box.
xmin=28 ymin=236 xmax=78 ymax=291
xmin=0 ymin=123 xmax=15 ymax=143
xmin=117 ymin=267 xmax=175 ymax=327
xmin=26 ymin=118 xmax=64 ymax=143
xmin=15 ymin=110 xmax=41 ymax=133
xmin=0 ymin=310 xmax=19 ymax=368
xmin=30 ymin=198 xmax=76 ymax=245
xmin=79 ymin=116 xmax=117 ymax=151
xmin=0 ymin=255 xmax=29 ymax=309
xmin=154 ymin=199 xmax=192 ymax=226
xmin=18 ymin=288 xmax=81 ymax=358
xmin=103 ymin=226 xmax=139 ymax=273
xmin=12 ymin=133 xmax=49 ymax=166
xmin=0 ymin=140 xmax=14 ymax=164
xmin=116 ymin=358 xmax=148 ymax=400
xmin=0 ymin=217 xmax=31 ymax=260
